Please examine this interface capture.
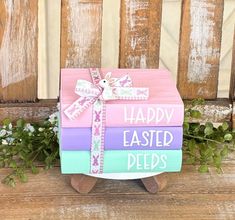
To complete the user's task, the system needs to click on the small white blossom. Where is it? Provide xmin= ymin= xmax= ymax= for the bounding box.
xmin=24 ymin=123 xmax=35 ymax=133
xmin=2 ymin=139 xmax=8 ymax=145
xmin=53 ymin=127 xmax=58 ymax=134
xmin=6 ymin=137 xmax=15 ymax=145
xmin=8 ymin=123 xmax=12 ymax=130
xmin=0 ymin=129 xmax=7 ymax=137
xmin=7 ymin=130 xmax=12 ymax=136
xmin=57 ymin=103 xmax=60 ymax=111
xmin=49 ymin=113 xmax=57 ymax=124
xmin=38 ymin=127 xmax=45 ymax=132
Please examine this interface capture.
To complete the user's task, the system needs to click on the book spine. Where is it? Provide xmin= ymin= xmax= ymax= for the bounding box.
xmin=61 ymin=104 xmax=184 ymax=128
xmin=60 ymin=150 xmax=182 ymax=174
xmin=61 ymin=127 xmax=183 ymax=151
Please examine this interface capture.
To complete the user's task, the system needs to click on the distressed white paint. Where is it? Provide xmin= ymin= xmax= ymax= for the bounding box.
xmin=0 ymin=0 xmax=37 ymax=88
xmin=190 ymin=103 xmax=232 ymax=123
xmin=188 ymin=0 xmax=220 ymax=83
xmin=125 ymin=0 xmax=149 ymax=68
xmin=65 ymin=1 xmax=101 ymax=67
xmin=127 ymin=54 xmax=147 ymax=68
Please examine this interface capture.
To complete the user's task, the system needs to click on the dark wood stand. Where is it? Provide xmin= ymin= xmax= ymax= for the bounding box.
xmin=70 ymin=174 xmax=167 ymax=194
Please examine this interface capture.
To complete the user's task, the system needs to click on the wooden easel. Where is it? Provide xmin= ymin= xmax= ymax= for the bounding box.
xmin=70 ymin=174 xmax=167 ymax=194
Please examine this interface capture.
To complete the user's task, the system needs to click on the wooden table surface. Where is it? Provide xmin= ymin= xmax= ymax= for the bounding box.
xmin=0 ymin=158 xmax=235 ymax=220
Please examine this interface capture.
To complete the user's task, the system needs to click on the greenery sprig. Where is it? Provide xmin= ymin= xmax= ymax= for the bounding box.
xmin=0 ymin=99 xmax=234 ymax=186
xmin=0 ymin=114 xmax=59 ymax=187
xmin=184 ymin=99 xmax=235 ymax=173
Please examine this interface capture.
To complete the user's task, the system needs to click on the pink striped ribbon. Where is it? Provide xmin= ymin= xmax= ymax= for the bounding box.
xmin=64 ymin=68 xmax=149 ymax=174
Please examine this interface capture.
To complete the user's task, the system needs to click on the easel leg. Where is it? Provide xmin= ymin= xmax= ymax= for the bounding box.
xmin=141 ymin=174 xmax=167 ymax=194
xmin=70 ymin=174 xmax=98 ymax=194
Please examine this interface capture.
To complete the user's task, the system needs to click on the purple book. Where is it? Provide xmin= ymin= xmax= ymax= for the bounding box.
xmin=60 ymin=127 xmax=182 ymax=151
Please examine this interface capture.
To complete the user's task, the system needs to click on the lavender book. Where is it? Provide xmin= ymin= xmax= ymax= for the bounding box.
xmin=60 ymin=126 xmax=182 ymax=151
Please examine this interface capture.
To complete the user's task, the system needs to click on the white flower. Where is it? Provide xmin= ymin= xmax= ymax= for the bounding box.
xmin=49 ymin=113 xmax=57 ymax=124
xmin=57 ymin=103 xmax=60 ymax=110
xmin=8 ymin=123 xmax=12 ymax=130
xmin=6 ymin=137 xmax=15 ymax=145
xmin=2 ymin=139 xmax=8 ymax=145
xmin=7 ymin=130 xmax=12 ymax=136
xmin=24 ymin=123 xmax=35 ymax=133
xmin=0 ymin=129 xmax=7 ymax=137
xmin=53 ymin=127 xmax=58 ymax=134
xmin=38 ymin=127 xmax=44 ymax=132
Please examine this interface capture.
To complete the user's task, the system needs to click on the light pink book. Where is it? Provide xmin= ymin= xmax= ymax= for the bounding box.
xmin=60 ymin=68 xmax=184 ymax=128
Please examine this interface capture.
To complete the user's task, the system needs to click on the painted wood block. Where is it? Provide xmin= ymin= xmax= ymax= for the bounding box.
xmin=60 ymin=68 xmax=184 ymax=128
xmin=61 ymin=0 xmax=102 ymax=68
xmin=178 ymin=0 xmax=224 ymax=99
xmin=0 ymin=0 xmax=38 ymax=102
xmin=61 ymin=126 xmax=183 ymax=151
xmin=119 ymin=0 xmax=162 ymax=68
xmin=60 ymin=150 xmax=182 ymax=174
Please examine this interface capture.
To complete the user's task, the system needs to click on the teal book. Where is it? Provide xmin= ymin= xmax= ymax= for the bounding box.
xmin=60 ymin=150 xmax=182 ymax=174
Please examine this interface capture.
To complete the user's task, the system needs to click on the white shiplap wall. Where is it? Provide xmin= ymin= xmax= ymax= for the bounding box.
xmin=38 ymin=0 xmax=235 ymax=99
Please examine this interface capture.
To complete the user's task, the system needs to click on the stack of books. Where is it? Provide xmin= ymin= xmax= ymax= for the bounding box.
xmin=59 ymin=68 xmax=184 ymax=174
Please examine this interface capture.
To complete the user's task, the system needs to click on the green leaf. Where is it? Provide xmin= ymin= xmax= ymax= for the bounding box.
xmin=185 ymin=157 xmax=195 ymax=165
xmin=2 ymin=118 xmax=11 ymax=126
xmin=213 ymin=155 xmax=222 ymax=168
xmin=221 ymin=122 xmax=229 ymax=131
xmin=190 ymin=110 xmax=202 ymax=119
xmin=220 ymin=146 xmax=229 ymax=158
xmin=16 ymin=119 xmax=25 ymax=128
xmin=18 ymin=172 xmax=28 ymax=183
xmin=204 ymin=126 xmax=214 ymax=136
xmin=198 ymin=165 xmax=209 ymax=173
xmin=31 ymin=166 xmax=39 ymax=174
xmin=188 ymin=139 xmax=196 ymax=151
xmin=224 ymin=134 xmax=233 ymax=141
xmin=183 ymin=122 xmax=189 ymax=133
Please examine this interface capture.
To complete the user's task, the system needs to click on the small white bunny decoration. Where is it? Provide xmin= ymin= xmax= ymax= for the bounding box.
xmin=99 ymin=72 xmax=117 ymax=100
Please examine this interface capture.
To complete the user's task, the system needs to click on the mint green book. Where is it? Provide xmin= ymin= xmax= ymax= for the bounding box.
xmin=60 ymin=150 xmax=182 ymax=174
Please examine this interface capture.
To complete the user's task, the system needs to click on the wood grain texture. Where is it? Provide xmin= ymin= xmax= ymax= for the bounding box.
xmin=233 ymin=101 xmax=235 ymax=129
xmin=0 ymin=99 xmax=57 ymax=123
xmin=0 ymin=0 xmax=38 ymax=102
xmin=230 ymin=27 xmax=235 ymax=100
xmin=61 ymin=0 xmax=103 ymax=68
xmin=184 ymin=98 xmax=232 ymax=125
xmin=0 ymin=99 xmax=232 ymax=125
xmin=0 ymin=164 xmax=235 ymax=219
xmin=178 ymin=0 xmax=224 ymax=99
xmin=119 ymin=0 xmax=162 ymax=68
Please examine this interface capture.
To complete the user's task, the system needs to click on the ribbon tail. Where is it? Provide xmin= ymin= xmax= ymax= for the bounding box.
xmin=64 ymin=96 xmax=96 ymax=120
xmin=90 ymin=99 xmax=105 ymax=174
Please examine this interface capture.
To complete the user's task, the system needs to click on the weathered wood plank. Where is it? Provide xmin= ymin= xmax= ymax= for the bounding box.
xmin=0 ymin=165 xmax=235 ymax=219
xmin=119 ymin=0 xmax=162 ymax=68
xmin=61 ymin=0 xmax=103 ymax=68
xmin=184 ymin=98 xmax=232 ymax=125
xmin=233 ymin=101 xmax=235 ymax=129
xmin=0 ymin=0 xmax=38 ymax=102
xmin=0 ymin=99 xmax=232 ymax=124
xmin=0 ymin=99 xmax=57 ymax=123
xmin=230 ymin=26 xmax=235 ymax=100
xmin=178 ymin=0 xmax=224 ymax=99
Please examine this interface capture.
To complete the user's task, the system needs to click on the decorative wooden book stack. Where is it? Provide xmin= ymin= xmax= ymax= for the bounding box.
xmin=59 ymin=68 xmax=184 ymax=193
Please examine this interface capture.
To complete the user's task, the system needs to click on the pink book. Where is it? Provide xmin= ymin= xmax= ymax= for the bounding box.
xmin=60 ymin=68 xmax=184 ymax=128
